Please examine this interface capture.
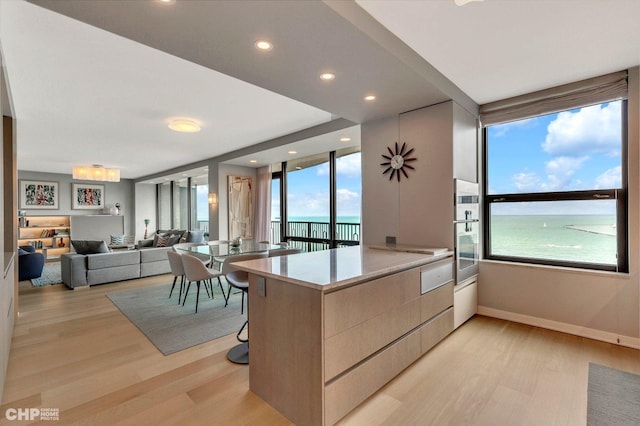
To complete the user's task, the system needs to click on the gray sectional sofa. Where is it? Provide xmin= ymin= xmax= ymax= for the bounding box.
xmin=61 ymin=246 xmax=172 ymax=289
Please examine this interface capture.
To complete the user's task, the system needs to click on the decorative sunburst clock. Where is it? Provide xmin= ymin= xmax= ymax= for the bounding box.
xmin=381 ymin=142 xmax=417 ymax=181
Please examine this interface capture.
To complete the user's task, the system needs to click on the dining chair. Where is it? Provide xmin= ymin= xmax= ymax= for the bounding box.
xmin=173 ymin=242 xmax=212 ymax=267
xmin=268 ymin=247 xmax=302 ymax=257
xmin=221 ymin=251 xmax=268 ymax=314
xmin=181 ymin=253 xmax=227 ymax=313
xmin=166 ymin=250 xmax=186 ymax=304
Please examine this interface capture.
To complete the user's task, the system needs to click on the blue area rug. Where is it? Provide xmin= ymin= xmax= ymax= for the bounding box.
xmin=31 ymin=262 xmax=62 ymax=287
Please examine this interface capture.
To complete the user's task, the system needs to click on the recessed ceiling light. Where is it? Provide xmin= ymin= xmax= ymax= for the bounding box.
xmin=255 ymin=40 xmax=273 ymax=51
xmin=158 ymin=0 xmax=175 ymax=4
xmin=364 ymin=95 xmax=376 ymax=101
xmin=288 ymin=150 xmax=297 ymax=154
xmin=295 ymin=166 xmax=302 ymax=170
xmin=250 ymin=160 xmax=257 ymax=163
xmin=168 ymin=118 xmax=201 ymax=133
xmin=340 ymin=137 xmax=351 ymax=142
xmin=319 ymin=72 xmax=336 ymax=81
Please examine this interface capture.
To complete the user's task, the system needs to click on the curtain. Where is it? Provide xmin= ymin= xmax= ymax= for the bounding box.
xmin=480 ymin=70 xmax=628 ymax=126
xmin=254 ymin=165 xmax=272 ymax=243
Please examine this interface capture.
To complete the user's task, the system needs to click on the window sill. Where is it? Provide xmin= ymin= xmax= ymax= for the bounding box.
xmin=480 ymin=258 xmax=630 ymax=279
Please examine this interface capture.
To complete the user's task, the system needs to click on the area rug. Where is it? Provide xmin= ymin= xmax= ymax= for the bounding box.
xmin=107 ymin=282 xmax=245 ymax=355
xmin=31 ymin=262 xmax=62 ymax=287
xmin=587 ymin=362 xmax=640 ymax=425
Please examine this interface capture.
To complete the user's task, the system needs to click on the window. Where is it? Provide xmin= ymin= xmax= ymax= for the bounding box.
xmin=190 ymin=174 xmax=209 ymax=235
xmin=157 ymin=182 xmax=171 ymax=230
xmin=286 ymin=153 xmax=331 ymax=252
xmin=484 ymin=100 xmax=627 ymax=272
xmin=335 ymin=149 xmax=362 ymax=245
xmin=272 ymin=147 xmax=362 ymax=252
xmin=173 ymin=178 xmax=188 ymax=230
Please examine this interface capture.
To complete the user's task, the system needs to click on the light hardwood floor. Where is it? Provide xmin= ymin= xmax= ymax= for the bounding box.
xmin=2 ymin=275 xmax=638 ymax=425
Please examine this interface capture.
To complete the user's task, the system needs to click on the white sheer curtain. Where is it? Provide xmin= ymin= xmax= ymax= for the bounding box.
xmin=253 ymin=165 xmax=272 ymax=242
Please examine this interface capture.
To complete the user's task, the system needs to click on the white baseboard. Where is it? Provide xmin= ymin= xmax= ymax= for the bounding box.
xmin=477 ymin=306 xmax=640 ymax=350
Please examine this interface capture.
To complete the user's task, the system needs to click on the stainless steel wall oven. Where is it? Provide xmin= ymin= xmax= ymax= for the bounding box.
xmin=454 ymin=179 xmax=479 ymax=285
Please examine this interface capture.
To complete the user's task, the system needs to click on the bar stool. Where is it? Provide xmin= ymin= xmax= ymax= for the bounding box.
xmin=223 ymin=251 xmax=268 ymax=364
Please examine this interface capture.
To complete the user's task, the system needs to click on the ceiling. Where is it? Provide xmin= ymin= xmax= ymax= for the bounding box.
xmin=1 ymin=0 xmax=639 ymax=181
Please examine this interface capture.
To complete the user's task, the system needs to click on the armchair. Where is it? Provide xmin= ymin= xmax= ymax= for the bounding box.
xmin=18 ymin=245 xmax=45 ymax=281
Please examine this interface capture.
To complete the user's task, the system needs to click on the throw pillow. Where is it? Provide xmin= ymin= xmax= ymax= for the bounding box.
xmin=185 ymin=230 xmax=205 ymax=243
xmin=154 ymin=235 xmax=169 ymax=248
xmin=167 ymin=234 xmax=182 ymax=246
xmin=71 ymin=240 xmax=110 ymax=255
xmin=18 ymin=248 xmax=29 ymax=256
xmin=110 ymin=235 xmax=125 ymax=245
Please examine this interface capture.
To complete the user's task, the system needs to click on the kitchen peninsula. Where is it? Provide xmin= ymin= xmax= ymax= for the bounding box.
xmin=235 ymin=245 xmax=454 ymax=425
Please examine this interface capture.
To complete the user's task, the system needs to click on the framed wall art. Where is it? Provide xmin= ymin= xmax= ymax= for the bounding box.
xmin=19 ymin=180 xmax=59 ymax=209
xmin=72 ymin=183 xmax=105 ymax=209
xmin=228 ymin=176 xmax=253 ymax=240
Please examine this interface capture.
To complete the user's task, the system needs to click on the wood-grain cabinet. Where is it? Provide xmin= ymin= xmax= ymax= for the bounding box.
xmin=0 ymin=255 xmax=15 ymax=403
xmin=249 ymin=257 xmax=454 ymax=426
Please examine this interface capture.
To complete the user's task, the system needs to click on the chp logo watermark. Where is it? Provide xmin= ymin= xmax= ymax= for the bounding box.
xmin=5 ymin=407 xmax=59 ymax=421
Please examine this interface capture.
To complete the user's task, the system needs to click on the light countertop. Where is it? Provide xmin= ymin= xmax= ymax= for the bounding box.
xmin=232 ymin=245 xmax=453 ymax=292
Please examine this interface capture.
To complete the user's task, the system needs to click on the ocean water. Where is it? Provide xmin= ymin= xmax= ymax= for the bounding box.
xmin=273 ymin=216 xmax=361 ymax=224
xmin=490 ymin=215 xmax=617 ymax=265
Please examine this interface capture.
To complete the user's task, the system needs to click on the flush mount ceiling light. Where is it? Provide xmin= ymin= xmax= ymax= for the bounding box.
xmin=364 ymin=95 xmax=376 ymax=101
xmin=158 ymin=0 xmax=176 ymax=4
xmin=72 ymin=164 xmax=120 ymax=182
xmin=288 ymin=150 xmax=297 ymax=154
xmin=340 ymin=137 xmax=351 ymax=142
xmin=319 ymin=72 xmax=336 ymax=81
xmin=168 ymin=118 xmax=201 ymax=133
xmin=255 ymin=40 xmax=273 ymax=51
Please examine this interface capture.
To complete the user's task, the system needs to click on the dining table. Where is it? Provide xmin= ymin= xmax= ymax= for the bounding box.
xmin=176 ymin=240 xmax=280 ymax=262
xmin=175 ymin=239 xmax=282 ymax=364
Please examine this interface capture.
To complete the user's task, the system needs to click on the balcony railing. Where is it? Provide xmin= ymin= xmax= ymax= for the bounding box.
xmin=270 ymin=220 xmax=360 ymax=252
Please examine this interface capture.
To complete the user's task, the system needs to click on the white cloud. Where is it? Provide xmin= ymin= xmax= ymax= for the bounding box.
xmin=511 ymin=171 xmax=541 ymax=192
xmin=594 ymin=166 xmax=622 ymax=189
xmin=542 ymin=156 xmax=588 ymax=191
xmin=542 ymin=102 xmax=621 ymax=157
xmin=286 ymin=192 xmax=329 ymax=217
xmin=317 ymin=152 xmax=361 ymax=178
xmin=336 ymin=188 xmax=359 ymax=201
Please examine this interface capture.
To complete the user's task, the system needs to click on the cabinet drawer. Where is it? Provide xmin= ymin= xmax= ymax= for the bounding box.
xmin=325 ymin=325 xmax=422 ymax=426
xmin=454 ymin=280 xmax=477 ymax=329
xmin=421 ymin=308 xmax=454 ymax=354
xmin=421 ymin=281 xmax=453 ymax=322
xmin=324 ymin=268 xmax=420 ymax=338
xmin=420 ymin=258 xmax=453 ymax=294
xmin=325 ymin=298 xmax=421 ymax=381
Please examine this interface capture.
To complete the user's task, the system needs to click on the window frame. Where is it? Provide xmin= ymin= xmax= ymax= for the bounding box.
xmin=482 ymin=100 xmax=629 ymax=273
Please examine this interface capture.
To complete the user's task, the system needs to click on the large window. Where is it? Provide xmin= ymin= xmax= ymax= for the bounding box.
xmin=154 ymin=169 xmax=208 ymax=238
xmin=272 ymin=147 xmax=362 ymax=252
xmin=190 ymin=174 xmax=209 ymax=234
xmin=484 ymin=100 xmax=627 ymax=272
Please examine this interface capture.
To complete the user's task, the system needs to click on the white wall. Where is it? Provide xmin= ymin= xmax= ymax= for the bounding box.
xmin=134 ymin=182 xmax=156 ymax=241
xmin=17 ymin=170 xmax=136 ymax=235
xmin=361 ymin=115 xmax=400 ymax=246
xmin=217 ymin=164 xmax=257 ymax=241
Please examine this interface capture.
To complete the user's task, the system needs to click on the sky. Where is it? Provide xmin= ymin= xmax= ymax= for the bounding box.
xmin=273 ymin=152 xmax=362 ymax=220
xmin=487 ymin=101 xmax=622 ymax=215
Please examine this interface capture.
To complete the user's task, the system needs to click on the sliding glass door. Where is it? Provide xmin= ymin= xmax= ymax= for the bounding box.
xmin=273 ymin=148 xmax=361 ymax=252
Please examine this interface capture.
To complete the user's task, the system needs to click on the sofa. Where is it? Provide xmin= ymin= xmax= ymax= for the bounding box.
xmin=18 ymin=245 xmax=45 ymax=281
xmin=61 ymin=229 xmax=203 ymax=289
xmin=61 ymin=246 xmax=172 ymax=289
